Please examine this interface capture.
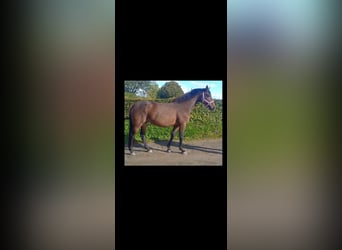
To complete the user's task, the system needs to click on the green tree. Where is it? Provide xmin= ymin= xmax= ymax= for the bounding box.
xmin=157 ymin=81 xmax=184 ymax=98
xmin=124 ymin=81 xmax=141 ymax=94
xmin=124 ymin=81 xmax=158 ymax=97
xmin=145 ymin=82 xmax=159 ymax=98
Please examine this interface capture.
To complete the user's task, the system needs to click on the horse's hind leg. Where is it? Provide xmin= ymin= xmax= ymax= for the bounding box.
xmin=140 ymin=123 xmax=152 ymax=152
xmin=167 ymin=125 xmax=179 ymax=153
xmin=128 ymin=125 xmax=139 ymax=155
xmin=179 ymin=123 xmax=187 ymax=154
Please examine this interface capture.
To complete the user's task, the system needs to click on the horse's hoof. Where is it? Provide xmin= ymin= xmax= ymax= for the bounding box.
xmin=130 ymin=152 xmax=136 ymax=156
xmin=167 ymin=149 xmax=171 ymax=153
xmin=147 ymin=149 xmax=153 ymax=153
xmin=181 ymin=151 xmax=188 ymax=155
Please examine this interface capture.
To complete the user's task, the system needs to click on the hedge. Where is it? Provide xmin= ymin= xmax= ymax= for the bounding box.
xmin=124 ymin=98 xmax=222 ymax=142
xmin=124 ymin=98 xmax=222 ymax=124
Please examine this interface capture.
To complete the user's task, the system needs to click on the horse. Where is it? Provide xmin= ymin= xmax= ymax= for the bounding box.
xmin=127 ymin=85 xmax=215 ymax=155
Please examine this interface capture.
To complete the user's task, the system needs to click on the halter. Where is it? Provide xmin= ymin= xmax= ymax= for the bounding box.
xmin=202 ymin=92 xmax=215 ymax=107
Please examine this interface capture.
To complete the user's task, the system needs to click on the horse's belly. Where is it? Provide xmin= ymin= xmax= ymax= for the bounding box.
xmin=148 ymin=112 xmax=176 ymax=127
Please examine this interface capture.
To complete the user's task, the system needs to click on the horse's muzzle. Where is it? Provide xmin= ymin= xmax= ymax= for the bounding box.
xmin=209 ymin=105 xmax=216 ymax=111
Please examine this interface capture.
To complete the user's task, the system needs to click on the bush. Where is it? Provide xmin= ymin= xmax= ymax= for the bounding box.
xmin=124 ymin=98 xmax=222 ymax=142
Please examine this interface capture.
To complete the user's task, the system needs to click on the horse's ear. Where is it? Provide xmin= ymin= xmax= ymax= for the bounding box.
xmin=206 ymin=85 xmax=209 ymax=89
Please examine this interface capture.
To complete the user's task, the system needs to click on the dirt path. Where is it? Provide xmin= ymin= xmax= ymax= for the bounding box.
xmin=124 ymin=139 xmax=223 ymax=166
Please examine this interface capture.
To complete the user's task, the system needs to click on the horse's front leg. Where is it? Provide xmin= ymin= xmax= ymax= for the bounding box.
xmin=167 ymin=125 xmax=179 ymax=153
xmin=179 ymin=123 xmax=187 ymax=154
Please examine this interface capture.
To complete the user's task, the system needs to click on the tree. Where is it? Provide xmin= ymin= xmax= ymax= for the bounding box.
xmin=124 ymin=81 xmax=158 ymax=97
xmin=157 ymin=81 xmax=184 ymax=99
xmin=124 ymin=81 xmax=141 ymax=94
xmin=145 ymin=82 xmax=159 ymax=98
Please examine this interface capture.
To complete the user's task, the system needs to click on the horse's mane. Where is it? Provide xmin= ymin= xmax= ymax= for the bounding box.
xmin=172 ymin=88 xmax=205 ymax=103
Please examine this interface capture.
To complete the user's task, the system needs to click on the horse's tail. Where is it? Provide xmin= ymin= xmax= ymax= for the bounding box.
xmin=128 ymin=114 xmax=133 ymax=136
xmin=128 ymin=103 xmax=135 ymax=136
xmin=127 ymin=105 xmax=133 ymax=150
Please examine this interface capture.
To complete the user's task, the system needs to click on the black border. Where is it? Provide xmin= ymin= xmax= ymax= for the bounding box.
xmin=115 ymin=1 xmax=227 ymax=249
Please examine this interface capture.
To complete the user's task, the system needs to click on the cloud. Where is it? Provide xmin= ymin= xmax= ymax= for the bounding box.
xmin=188 ymin=81 xmax=208 ymax=88
xmin=181 ymin=86 xmax=190 ymax=93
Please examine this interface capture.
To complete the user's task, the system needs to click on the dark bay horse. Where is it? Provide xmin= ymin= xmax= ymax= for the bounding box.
xmin=127 ymin=85 xmax=215 ymax=155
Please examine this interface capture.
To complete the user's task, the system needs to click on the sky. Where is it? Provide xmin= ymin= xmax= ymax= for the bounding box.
xmin=228 ymin=0 xmax=329 ymax=49
xmin=155 ymin=81 xmax=223 ymax=100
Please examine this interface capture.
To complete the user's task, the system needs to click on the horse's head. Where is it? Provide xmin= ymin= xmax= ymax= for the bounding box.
xmin=200 ymin=85 xmax=215 ymax=111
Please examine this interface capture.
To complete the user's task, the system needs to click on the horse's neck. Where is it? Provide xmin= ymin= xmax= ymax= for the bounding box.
xmin=179 ymin=94 xmax=200 ymax=113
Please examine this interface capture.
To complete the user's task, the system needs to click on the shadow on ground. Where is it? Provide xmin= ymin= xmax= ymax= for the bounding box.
xmin=124 ymin=140 xmax=222 ymax=155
